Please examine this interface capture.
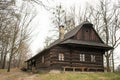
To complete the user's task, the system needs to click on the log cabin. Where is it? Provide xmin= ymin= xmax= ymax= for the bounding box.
xmin=26 ymin=21 xmax=113 ymax=72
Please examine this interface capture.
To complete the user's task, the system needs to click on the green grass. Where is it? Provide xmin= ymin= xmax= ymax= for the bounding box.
xmin=36 ymin=72 xmax=120 ymax=80
xmin=0 ymin=69 xmax=120 ymax=80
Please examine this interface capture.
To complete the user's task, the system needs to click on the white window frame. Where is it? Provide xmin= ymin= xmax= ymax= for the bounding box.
xmin=91 ymin=55 xmax=96 ymax=62
xmin=80 ymin=54 xmax=85 ymax=61
xmin=59 ymin=53 xmax=64 ymax=61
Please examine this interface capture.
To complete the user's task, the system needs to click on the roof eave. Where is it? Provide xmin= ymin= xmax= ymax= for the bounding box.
xmin=60 ymin=43 xmax=113 ymax=51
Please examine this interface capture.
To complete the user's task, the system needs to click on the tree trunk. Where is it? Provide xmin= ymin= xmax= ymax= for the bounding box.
xmin=7 ymin=55 xmax=12 ymax=72
xmin=17 ymin=54 xmax=22 ymax=68
xmin=111 ymin=50 xmax=114 ymax=72
xmin=106 ymin=52 xmax=110 ymax=72
xmin=2 ymin=53 xmax=7 ymax=69
xmin=0 ymin=52 xmax=3 ymax=68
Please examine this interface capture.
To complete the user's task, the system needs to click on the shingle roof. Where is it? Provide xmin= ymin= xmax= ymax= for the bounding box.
xmin=47 ymin=21 xmax=93 ymax=48
xmin=64 ymin=21 xmax=92 ymax=40
xmin=26 ymin=21 xmax=113 ymax=61
xmin=60 ymin=39 xmax=113 ymax=50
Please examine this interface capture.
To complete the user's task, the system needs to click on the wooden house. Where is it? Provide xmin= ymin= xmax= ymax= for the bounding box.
xmin=26 ymin=21 xmax=112 ymax=72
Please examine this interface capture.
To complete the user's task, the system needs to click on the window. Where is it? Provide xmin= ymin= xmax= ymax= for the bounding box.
xmin=80 ymin=54 xmax=85 ymax=61
xmin=59 ymin=53 xmax=64 ymax=61
xmin=91 ymin=55 xmax=96 ymax=62
xmin=42 ymin=56 xmax=44 ymax=63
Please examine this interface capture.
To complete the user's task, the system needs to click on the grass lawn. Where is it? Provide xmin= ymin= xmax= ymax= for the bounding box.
xmin=36 ymin=72 xmax=120 ymax=80
xmin=0 ymin=69 xmax=120 ymax=80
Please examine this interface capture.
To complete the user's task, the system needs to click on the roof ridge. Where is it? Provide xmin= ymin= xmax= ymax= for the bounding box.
xmin=26 ymin=21 xmax=93 ymax=61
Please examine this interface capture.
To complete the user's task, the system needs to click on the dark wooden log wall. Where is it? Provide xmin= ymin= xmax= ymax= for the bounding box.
xmin=50 ymin=46 xmax=70 ymax=70
xmin=27 ymin=45 xmax=105 ymax=71
xmin=27 ymin=50 xmax=51 ymax=70
xmin=35 ymin=51 xmax=51 ymax=70
xmin=49 ymin=45 xmax=105 ymax=70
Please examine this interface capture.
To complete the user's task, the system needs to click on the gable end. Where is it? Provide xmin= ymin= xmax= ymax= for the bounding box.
xmin=73 ymin=23 xmax=104 ymax=43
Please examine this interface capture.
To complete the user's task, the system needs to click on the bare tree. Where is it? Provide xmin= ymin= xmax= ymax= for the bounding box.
xmin=0 ymin=0 xmax=36 ymax=72
xmin=64 ymin=6 xmax=76 ymax=32
xmin=44 ymin=36 xmax=53 ymax=49
xmin=85 ymin=0 xmax=120 ymax=72
xmin=11 ymin=42 xmax=30 ymax=68
xmin=0 ymin=0 xmax=16 ymax=69
xmin=7 ymin=1 xmax=36 ymax=72
xmin=52 ymin=4 xmax=65 ymax=28
xmin=51 ymin=5 xmax=77 ymax=36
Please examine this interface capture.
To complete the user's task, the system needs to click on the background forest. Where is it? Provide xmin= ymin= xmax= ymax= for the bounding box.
xmin=0 ymin=0 xmax=120 ymax=72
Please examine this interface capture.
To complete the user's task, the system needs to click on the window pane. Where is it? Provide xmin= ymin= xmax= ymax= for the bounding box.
xmin=59 ymin=53 xmax=64 ymax=61
xmin=80 ymin=54 xmax=85 ymax=61
xmin=91 ymin=55 xmax=95 ymax=62
xmin=83 ymin=54 xmax=85 ymax=61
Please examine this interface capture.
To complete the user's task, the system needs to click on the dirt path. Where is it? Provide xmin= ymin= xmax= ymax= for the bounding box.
xmin=17 ymin=75 xmax=37 ymax=80
xmin=0 ymin=69 xmax=37 ymax=80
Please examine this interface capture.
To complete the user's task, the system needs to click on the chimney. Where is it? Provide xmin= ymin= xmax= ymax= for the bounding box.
xmin=59 ymin=25 xmax=65 ymax=40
